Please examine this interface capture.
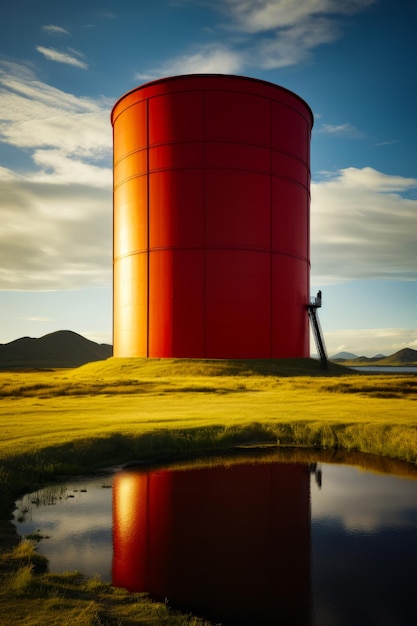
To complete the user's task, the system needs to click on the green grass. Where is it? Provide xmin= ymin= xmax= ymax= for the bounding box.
xmin=1 ymin=357 xmax=417 ymax=625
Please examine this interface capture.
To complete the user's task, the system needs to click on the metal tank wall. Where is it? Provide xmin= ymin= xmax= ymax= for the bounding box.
xmin=112 ymin=74 xmax=313 ymax=358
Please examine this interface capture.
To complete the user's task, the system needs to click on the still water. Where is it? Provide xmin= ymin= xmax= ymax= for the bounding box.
xmin=13 ymin=451 xmax=417 ymax=625
xmin=349 ymin=366 xmax=417 ymax=373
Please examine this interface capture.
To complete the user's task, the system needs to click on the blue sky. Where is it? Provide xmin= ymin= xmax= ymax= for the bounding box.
xmin=0 ymin=0 xmax=416 ymax=356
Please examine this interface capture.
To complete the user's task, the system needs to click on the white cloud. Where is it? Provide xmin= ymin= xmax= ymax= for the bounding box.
xmin=221 ymin=0 xmax=377 ymax=33
xmin=374 ymin=139 xmax=400 ymax=147
xmin=252 ymin=16 xmax=340 ymax=68
xmin=316 ymin=123 xmax=363 ymax=138
xmin=322 ymin=328 xmax=417 ymax=358
xmin=311 ymin=167 xmax=417 ymax=285
xmin=31 ymin=150 xmax=111 ymax=186
xmin=139 ymin=0 xmax=377 ymax=77
xmin=135 ymin=43 xmax=242 ymax=80
xmin=0 ymin=63 xmax=111 ymax=157
xmin=36 ymin=46 xmax=88 ymax=69
xmin=42 ymin=25 xmax=69 ymax=36
xmin=0 ymin=170 xmax=112 ymax=290
xmin=0 ymin=62 xmax=112 ymax=291
xmin=21 ymin=316 xmax=53 ymax=322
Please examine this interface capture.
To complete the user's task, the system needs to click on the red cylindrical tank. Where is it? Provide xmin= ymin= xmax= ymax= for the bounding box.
xmin=111 ymin=74 xmax=313 ymax=358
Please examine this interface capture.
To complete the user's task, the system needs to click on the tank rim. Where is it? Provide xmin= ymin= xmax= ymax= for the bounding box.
xmin=111 ymin=73 xmax=313 ymax=127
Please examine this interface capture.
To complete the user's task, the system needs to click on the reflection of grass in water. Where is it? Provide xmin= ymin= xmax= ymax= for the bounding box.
xmin=15 ymin=484 xmax=69 ymax=523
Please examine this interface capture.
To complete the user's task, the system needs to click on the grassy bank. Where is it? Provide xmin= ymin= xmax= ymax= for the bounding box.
xmin=1 ymin=357 xmax=417 ymax=624
xmin=1 ymin=358 xmax=416 ymax=478
xmin=0 ymin=539 xmax=214 ymax=625
xmin=1 ymin=357 xmax=417 ymax=502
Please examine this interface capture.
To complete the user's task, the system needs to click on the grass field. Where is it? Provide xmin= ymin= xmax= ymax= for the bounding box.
xmin=1 ymin=357 xmax=417 ymax=625
xmin=1 ymin=357 xmax=417 ymax=468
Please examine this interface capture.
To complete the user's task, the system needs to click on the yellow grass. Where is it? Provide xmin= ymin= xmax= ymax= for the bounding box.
xmin=0 ymin=358 xmax=416 ymax=464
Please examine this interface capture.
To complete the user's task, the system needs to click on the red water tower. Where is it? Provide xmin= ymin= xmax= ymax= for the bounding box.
xmin=111 ymin=74 xmax=313 ymax=358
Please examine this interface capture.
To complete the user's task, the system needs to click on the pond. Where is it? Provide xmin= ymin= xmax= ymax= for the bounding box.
xmin=13 ymin=450 xmax=417 ymax=626
xmin=349 ymin=366 xmax=417 ymax=373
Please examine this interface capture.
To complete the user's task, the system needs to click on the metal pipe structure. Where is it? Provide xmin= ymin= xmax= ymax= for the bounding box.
xmin=111 ymin=74 xmax=313 ymax=358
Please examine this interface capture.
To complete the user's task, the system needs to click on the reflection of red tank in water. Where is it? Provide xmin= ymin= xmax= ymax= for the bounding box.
xmin=112 ymin=462 xmax=312 ymax=625
xmin=112 ymin=74 xmax=313 ymax=359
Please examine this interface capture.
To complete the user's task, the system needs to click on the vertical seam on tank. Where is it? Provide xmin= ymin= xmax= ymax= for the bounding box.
xmin=112 ymin=124 xmax=115 ymax=356
xmin=304 ymin=126 xmax=312 ymax=357
xmin=202 ymin=91 xmax=207 ymax=358
xmin=270 ymin=98 xmax=273 ymax=358
xmin=146 ymin=97 xmax=150 ymax=358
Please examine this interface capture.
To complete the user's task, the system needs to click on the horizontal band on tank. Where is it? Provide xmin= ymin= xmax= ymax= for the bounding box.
xmin=113 ymin=158 xmax=310 ymax=183
xmin=114 ymin=247 xmax=310 ymax=265
xmin=113 ymin=170 xmax=310 ymax=194
xmin=113 ymin=142 xmax=310 ymax=171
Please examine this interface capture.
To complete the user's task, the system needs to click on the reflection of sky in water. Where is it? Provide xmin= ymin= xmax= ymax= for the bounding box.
xmin=14 ymin=475 xmax=114 ymax=579
xmin=312 ymin=464 xmax=417 ymax=531
xmin=311 ymin=464 xmax=417 ymax=626
xmin=12 ymin=459 xmax=417 ymax=625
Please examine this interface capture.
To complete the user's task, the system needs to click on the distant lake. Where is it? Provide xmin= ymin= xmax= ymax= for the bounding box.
xmin=14 ymin=451 xmax=417 ymax=626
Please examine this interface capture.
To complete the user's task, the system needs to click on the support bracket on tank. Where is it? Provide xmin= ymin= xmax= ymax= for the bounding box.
xmin=307 ymin=292 xmax=328 ymax=369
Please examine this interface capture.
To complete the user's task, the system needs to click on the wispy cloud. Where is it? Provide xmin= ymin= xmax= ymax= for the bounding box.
xmin=311 ymin=167 xmax=417 ymax=284
xmin=323 ymin=328 xmax=417 ymax=357
xmin=42 ymin=24 xmax=69 ymax=36
xmin=374 ymin=139 xmax=400 ymax=147
xmin=316 ymin=123 xmax=363 ymax=138
xmin=136 ymin=0 xmax=377 ymax=78
xmin=136 ymin=43 xmax=242 ymax=80
xmin=221 ymin=0 xmax=377 ymax=33
xmin=36 ymin=46 xmax=88 ymax=69
xmin=0 ymin=63 xmax=110 ymax=155
xmin=21 ymin=316 xmax=53 ymax=322
xmin=0 ymin=62 xmax=112 ymax=290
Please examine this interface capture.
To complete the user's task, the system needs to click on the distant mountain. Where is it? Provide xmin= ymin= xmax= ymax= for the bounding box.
xmin=331 ymin=348 xmax=417 ymax=367
xmin=377 ymin=348 xmax=417 ymax=366
xmin=0 ymin=330 xmax=113 ymax=369
xmin=331 ymin=351 xmax=358 ymax=361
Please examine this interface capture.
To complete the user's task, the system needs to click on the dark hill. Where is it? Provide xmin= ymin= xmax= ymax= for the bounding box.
xmin=333 ymin=347 xmax=417 ymax=367
xmin=330 ymin=351 xmax=358 ymax=361
xmin=380 ymin=348 xmax=417 ymax=365
xmin=0 ymin=330 xmax=113 ymax=369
